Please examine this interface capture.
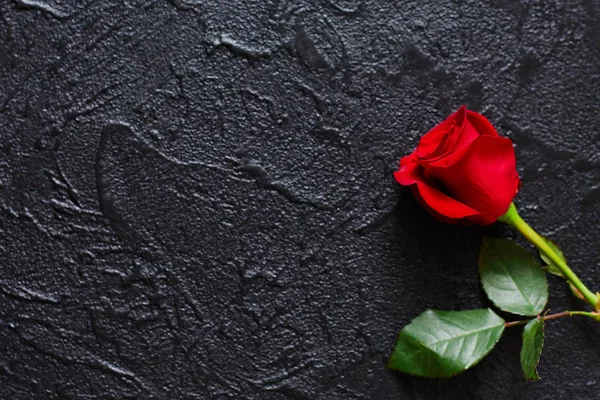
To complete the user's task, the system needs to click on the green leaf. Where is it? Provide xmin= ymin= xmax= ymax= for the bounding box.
xmin=387 ymin=309 xmax=505 ymax=378
xmin=540 ymin=238 xmax=566 ymax=278
xmin=479 ymin=237 xmax=548 ymax=316
xmin=520 ymin=318 xmax=544 ymax=380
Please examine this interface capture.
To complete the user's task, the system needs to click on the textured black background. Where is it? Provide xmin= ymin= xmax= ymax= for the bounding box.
xmin=1 ymin=0 xmax=600 ymax=399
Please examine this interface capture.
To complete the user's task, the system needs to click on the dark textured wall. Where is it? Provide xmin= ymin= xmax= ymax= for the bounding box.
xmin=1 ymin=0 xmax=600 ymax=399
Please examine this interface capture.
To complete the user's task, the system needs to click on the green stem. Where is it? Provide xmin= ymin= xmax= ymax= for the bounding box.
xmin=499 ymin=203 xmax=599 ymax=311
xmin=505 ymin=310 xmax=600 ymax=328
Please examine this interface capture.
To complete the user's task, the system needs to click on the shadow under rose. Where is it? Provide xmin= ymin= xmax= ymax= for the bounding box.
xmin=386 ymin=186 xmax=494 ymax=310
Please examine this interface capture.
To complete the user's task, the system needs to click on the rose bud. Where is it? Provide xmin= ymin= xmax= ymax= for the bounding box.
xmin=394 ymin=106 xmax=520 ymax=225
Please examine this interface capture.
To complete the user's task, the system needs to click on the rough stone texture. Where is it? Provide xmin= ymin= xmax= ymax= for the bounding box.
xmin=1 ymin=0 xmax=600 ymax=399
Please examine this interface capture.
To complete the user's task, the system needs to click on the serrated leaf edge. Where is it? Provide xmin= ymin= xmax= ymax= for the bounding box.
xmin=387 ymin=309 xmax=506 ymax=378
xmin=478 ymin=237 xmax=548 ymax=316
xmin=521 ymin=317 xmax=545 ymax=381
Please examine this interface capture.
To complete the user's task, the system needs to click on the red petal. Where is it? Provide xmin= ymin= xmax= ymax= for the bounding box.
xmin=416 ymin=107 xmax=463 ymax=159
xmin=394 ymin=153 xmax=422 ymax=186
xmin=455 ymin=112 xmax=480 ymax=147
xmin=466 ymin=110 xmax=499 ymax=137
xmin=425 ymin=114 xmax=480 ymax=168
xmin=413 ymin=181 xmax=480 ymax=222
xmin=426 ymin=136 xmax=520 ymax=224
xmin=437 ymin=106 xmax=467 ymax=155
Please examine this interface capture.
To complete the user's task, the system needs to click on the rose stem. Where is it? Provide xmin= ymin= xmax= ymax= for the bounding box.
xmin=505 ymin=310 xmax=599 ymax=328
xmin=499 ymin=203 xmax=599 ymax=311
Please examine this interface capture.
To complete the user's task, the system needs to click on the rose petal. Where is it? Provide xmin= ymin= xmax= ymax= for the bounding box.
xmin=466 ymin=110 xmax=499 ymax=137
xmin=416 ymin=108 xmax=462 ymax=159
xmin=438 ymin=106 xmax=468 ymax=153
xmin=393 ymin=153 xmax=421 ymax=185
xmin=455 ymin=111 xmax=480 ymax=147
xmin=413 ymin=181 xmax=480 ymax=222
xmin=426 ymin=135 xmax=520 ymax=224
xmin=424 ymin=113 xmax=480 ymax=168
xmin=434 ymin=107 xmax=464 ymax=156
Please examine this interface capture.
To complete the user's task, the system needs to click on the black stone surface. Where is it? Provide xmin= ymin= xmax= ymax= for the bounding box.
xmin=1 ymin=0 xmax=600 ymax=399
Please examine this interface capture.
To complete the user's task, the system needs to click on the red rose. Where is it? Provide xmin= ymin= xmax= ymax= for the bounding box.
xmin=394 ymin=106 xmax=520 ymax=225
